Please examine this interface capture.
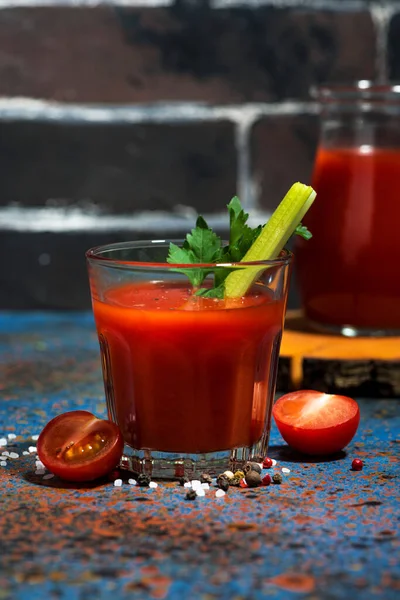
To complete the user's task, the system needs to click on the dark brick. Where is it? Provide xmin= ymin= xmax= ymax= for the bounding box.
xmin=0 ymin=229 xmax=300 ymax=310
xmin=0 ymin=6 xmax=376 ymax=102
xmin=388 ymin=12 xmax=400 ymax=81
xmin=0 ymin=120 xmax=236 ymax=213
xmin=250 ymin=114 xmax=319 ymax=212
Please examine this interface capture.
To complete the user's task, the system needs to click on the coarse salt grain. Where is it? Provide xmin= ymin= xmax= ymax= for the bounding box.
xmin=201 ymin=483 xmax=210 ymax=490
xmin=128 ymin=479 xmax=137 ymax=486
xmin=0 ymin=438 xmax=7 ymax=446
xmin=43 ymin=473 xmax=54 ymax=480
xmin=28 ymin=446 xmax=37 ymax=453
xmin=282 ymin=467 xmax=291 ymax=474
xmin=31 ymin=435 xmax=40 ymax=441
xmin=9 ymin=452 xmax=19 ymax=459
xmin=22 ymin=451 xmax=30 ymax=456
xmin=113 ymin=479 xmax=123 ymax=487
xmin=215 ymin=489 xmax=226 ymax=498
xmin=271 ymin=459 xmax=277 ymax=467
xmin=184 ymin=482 xmax=192 ymax=488
xmin=0 ymin=461 xmax=7 ymax=467
xmin=35 ymin=469 xmax=45 ymax=475
xmin=7 ymin=434 xmax=16 ymax=440
xmin=1 ymin=452 xmax=9 ymax=457
xmin=195 ymin=488 xmax=205 ymax=497
xmin=36 ymin=461 xmax=45 ymax=469
xmin=191 ymin=480 xmax=201 ymax=489
xmin=149 ymin=482 xmax=158 ymax=489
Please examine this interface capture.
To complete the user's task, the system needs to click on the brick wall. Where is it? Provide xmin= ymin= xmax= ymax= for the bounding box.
xmin=0 ymin=0 xmax=398 ymax=309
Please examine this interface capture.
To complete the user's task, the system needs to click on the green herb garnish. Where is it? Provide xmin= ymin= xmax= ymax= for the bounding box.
xmin=167 ymin=183 xmax=315 ymax=298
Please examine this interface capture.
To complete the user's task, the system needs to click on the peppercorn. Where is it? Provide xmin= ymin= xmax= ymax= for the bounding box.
xmin=229 ymin=471 xmax=245 ymax=486
xmin=272 ymin=473 xmax=283 ymax=484
xmin=261 ymin=474 xmax=272 ymax=486
xmin=262 ymin=457 xmax=273 ymax=469
xmin=351 ymin=458 xmax=363 ymax=471
xmin=185 ymin=489 xmax=197 ymax=500
xmin=217 ymin=476 xmax=230 ymax=492
xmin=200 ymin=473 xmax=213 ymax=484
xmin=178 ymin=476 xmax=189 ymax=486
xmin=137 ymin=473 xmax=151 ymax=487
xmin=244 ymin=462 xmax=262 ymax=475
xmin=245 ymin=470 xmax=262 ymax=488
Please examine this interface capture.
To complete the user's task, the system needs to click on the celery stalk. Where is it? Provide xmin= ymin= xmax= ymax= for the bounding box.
xmin=224 ymin=182 xmax=316 ymax=298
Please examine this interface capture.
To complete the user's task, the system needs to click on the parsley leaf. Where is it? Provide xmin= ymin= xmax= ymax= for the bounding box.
xmin=194 ymin=284 xmax=225 ymax=299
xmin=167 ymin=196 xmax=312 ymax=296
xmin=167 ymin=216 xmax=222 ymax=287
xmin=294 ymin=223 xmax=312 ymax=240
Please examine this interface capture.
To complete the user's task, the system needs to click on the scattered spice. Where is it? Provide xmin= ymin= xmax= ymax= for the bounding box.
xmin=261 ymin=474 xmax=272 ymax=486
xmin=217 ymin=477 xmax=230 ymax=492
xmin=200 ymin=473 xmax=213 ymax=484
xmin=178 ymin=477 xmax=189 ymax=486
xmin=351 ymin=458 xmax=363 ymax=471
xmin=239 ymin=479 xmax=248 ymax=488
xmin=137 ymin=474 xmax=151 ymax=487
xmin=186 ymin=489 xmax=197 ymax=501
xmin=244 ymin=462 xmax=262 ymax=475
xmin=272 ymin=473 xmax=283 ymax=484
xmin=262 ymin=457 xmax=273 ymax=469
xmin=245 ymin=471 xmax=262 ymax=488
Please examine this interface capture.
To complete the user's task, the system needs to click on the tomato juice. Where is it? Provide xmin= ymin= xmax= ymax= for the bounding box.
xmin=93 ymin=282 xmax=285 ymax=454
xmin=296 ymin=147 xmax=400 ymax=331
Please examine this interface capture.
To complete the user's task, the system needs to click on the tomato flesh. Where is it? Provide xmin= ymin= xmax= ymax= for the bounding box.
xmin=272 ymin=390 xmax=360 ymax=455
xmin=37 ymin=410 xmax=124 ymax=482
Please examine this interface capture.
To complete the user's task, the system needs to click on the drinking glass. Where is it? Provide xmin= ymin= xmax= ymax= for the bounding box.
xmin=86 ymin=240 xmax=292 ymax=479
xmin=295 ymin=82 xmax=400 ymax=336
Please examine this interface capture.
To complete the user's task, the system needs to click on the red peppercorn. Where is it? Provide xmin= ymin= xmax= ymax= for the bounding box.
xmin=262 ymin=457 xmax=273 ymax=469
xmin=351 ymin=458 xmax=363 ymax=471
xmin=239 ymin=479 xmax=248 ymax=488
xmin=261 ymin=474 xmax=271 ymax=486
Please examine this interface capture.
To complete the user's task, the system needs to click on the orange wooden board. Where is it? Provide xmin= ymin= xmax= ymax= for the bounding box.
xmin=279 ymin=311 xmax=400 ymax=395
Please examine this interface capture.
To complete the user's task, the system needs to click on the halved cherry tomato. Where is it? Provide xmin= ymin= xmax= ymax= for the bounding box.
xmin=37 ymin=410 xmax=124 ymax=482
xmin=272 ymin=390 xmax=360 ymax=456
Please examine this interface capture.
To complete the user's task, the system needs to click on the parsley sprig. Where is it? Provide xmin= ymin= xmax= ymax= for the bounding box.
xmin=167 ymin=196 xmax=311 ymax=298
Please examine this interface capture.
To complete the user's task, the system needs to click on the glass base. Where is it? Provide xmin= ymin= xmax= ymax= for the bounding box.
xmin=307 ymin=318 xmax=400 ymax=338
xmin=119 ymin=445 xmax=264 ymax=480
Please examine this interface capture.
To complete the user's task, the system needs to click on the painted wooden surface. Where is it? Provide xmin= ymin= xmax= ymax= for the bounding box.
xmin=0 ymin=312 xmax=399 ymax=600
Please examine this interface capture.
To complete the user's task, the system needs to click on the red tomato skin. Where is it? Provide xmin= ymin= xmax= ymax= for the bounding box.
xmin=37 ymin=411 xmax=124 ymax=482
xmin=273 ymin=392 xmax=360 ymax=456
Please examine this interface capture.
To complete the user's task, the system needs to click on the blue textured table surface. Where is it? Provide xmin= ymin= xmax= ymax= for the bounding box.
xmin=0 ymin=312 xmax=399 ymax=600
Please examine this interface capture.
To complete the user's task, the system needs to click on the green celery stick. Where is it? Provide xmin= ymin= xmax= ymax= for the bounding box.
xmin=224 ymin=182 xmax=316 ymax=298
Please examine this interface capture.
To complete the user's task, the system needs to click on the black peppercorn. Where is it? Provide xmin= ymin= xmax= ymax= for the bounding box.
xmin=244 ymin=462 xmax=262 ymax=474
xmin=137 ymin=473 xmax=151 ymax=487
xmin=217 ymin=476 xmax=230 ymax=492
xmin=185 ymin=489 xmax=197 ymax=500
xmin=178 ymin=477 xmax=189 ymax=486
xmin=272 ymin=473 xmax=283 ymax=484
xmin=200 ymin=473 xmax=213 ymax=484
xmin=245 ymin=471 xmax=262 ymax=488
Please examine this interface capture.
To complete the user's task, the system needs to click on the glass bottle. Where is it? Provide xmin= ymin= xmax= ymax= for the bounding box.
xmin=295 ymin=81 xmax=400 ymax=336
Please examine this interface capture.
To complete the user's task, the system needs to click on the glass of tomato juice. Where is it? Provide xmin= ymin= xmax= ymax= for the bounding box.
xmin=295 ymin=82 xmax=400 ymax=336
xmin=86 ymin=241 xmax=292 ymax=478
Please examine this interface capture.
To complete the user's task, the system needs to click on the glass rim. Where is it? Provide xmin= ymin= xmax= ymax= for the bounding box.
xmin=311 ymin=80 xmax=400 ymax=103
xmin=86 ymin=240 xmax=293 ymax=269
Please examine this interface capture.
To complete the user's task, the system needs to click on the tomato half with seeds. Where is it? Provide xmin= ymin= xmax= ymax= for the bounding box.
xmin=37 ymin=411 xmax=124 ymax=482
xmin=272 ymin=391 xmax=360 ymax=456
